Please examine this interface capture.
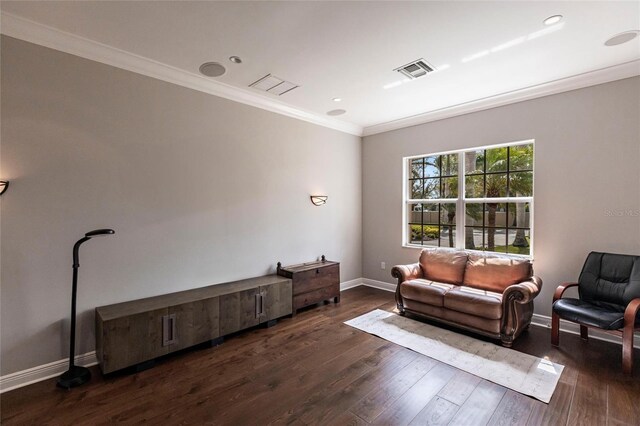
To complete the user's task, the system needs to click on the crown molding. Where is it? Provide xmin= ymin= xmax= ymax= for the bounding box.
xmin=363 ymin=59 xmax=640 ymax=136
xmin=0 ymin=12 xmax=364 ymax=137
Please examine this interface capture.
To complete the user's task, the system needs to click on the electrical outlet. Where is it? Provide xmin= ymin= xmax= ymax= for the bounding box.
xmin=381 ymin=262 xmax=386 ymax=270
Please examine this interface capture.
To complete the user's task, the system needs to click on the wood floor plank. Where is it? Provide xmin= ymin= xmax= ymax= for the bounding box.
xmin=371 ymin=362 xmax=457 ymax=425
xmin=323 ymin=411 xmax=368 ymax=426
xmin=436 ymin=369 xmax=482 ymax=406
xmin=350 ymin=355 xmax=437 ymax=422
xmin=408 ymin=396 xmax=459 ymax=426
xmin=566 ymin=370 xmax=608 ymax=426
xmin=606 ymin=376 xmax=640 ymax=426
xmin=290 ymin=347 xmax=418 ymax=425
xmin=526 ymin=381 xmax=573 ymax=426
xmin=487 ymin=390 xmax=536 ymax=426
xmin=250 ymin=341 xmax=403 ymax=425
xmin=448 ymin=380 xmax=507 ymax=426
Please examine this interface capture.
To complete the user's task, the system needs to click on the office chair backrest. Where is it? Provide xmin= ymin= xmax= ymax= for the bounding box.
xmin=579 ymin=252 xmax=640 ymax=307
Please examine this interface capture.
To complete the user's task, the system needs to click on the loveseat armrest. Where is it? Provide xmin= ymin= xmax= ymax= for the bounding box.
xmin=391 ymin=262 xmax=423 ymax=314
xmin=503 ymin=276 xmax=543 ymax=304
xmin=391 ymin=263 xmax=423 ymax=286
xmin=553 ymin=282 xmax=579 ymax=302
xmin=501 ymin=275 xmax=542 ymax=346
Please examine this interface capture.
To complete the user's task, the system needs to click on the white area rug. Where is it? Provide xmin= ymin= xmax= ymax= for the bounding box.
xmin=344 ymin=309 xmax=564 ymax=403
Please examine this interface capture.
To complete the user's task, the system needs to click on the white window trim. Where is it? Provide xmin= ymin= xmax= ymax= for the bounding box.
xmin=402 ymin=139 xmax=534 ymax=259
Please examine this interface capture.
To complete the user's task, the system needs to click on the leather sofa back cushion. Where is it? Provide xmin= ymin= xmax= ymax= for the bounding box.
xmin=419 ymin=249 xmax=468 ymax=285
xmin=463 ymin=254 xmax=532 ymax=293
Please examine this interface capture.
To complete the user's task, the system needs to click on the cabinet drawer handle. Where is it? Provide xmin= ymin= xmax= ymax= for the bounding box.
xmin=171 ymin=315 xmax=177 ymax=344
xmin=162 ymin=314 xmax=177 ymax=346
xmin=255 ymin=293 xmax=261 ymax=318
xmin=261 ymin=291 xmax=266 ymax=316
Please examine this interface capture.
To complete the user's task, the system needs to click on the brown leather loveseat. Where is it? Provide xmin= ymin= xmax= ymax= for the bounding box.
xmin=392 ymin=248 xmax=542 ymax=347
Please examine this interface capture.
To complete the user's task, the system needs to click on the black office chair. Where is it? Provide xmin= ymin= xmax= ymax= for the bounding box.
xmin=552 ymin=252 xmax=640 ymax=374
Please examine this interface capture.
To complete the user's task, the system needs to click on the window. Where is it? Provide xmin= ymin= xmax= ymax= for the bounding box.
xmin=404 ymin=141 xmax=534 ymax=256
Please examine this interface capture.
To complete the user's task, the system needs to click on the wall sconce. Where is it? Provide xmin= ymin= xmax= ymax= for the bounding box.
xmin=310 ymin=195 xmax=328 ymax=206
xmin=0 ymin=181 xmax=9 ymax=196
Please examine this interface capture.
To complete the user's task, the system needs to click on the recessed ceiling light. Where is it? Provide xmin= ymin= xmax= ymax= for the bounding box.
xmin=543 ymin=15 xmax=563 ymax=26
xmin=199 ymin=62 xmax=226 ymax=77
xmin=333 ymin=98 xmax=342 ymax=102
xmin=605 ymin=30 xmax=639 ymax=46
xmin=229 ymin=56 xmax=242 ymax=64
xmin=327 ymin=109 xmax=346 ymax=116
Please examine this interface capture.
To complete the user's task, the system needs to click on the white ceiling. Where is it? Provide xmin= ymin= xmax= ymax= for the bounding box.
xmin=1 ymin=1 xmax=639 ymax=135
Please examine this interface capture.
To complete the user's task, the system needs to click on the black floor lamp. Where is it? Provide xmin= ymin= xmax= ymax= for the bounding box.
xmin=57 ymin=229 xmax=115 ymax=389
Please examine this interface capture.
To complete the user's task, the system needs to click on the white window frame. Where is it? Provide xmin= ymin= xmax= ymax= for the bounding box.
xmin=402 ymin=139 xmax=534 ymax=258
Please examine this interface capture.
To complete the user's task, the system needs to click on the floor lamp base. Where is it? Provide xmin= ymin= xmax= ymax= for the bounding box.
xmin=57 ymin=365 xmax=91 ymax=389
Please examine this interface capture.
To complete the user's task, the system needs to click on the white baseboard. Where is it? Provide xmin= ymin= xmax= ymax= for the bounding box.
xmin=530 ymin=313 xmax=640 ymax=349
xmin=361 ymin=278 xmax=396 ymax=293
xmin=340 ymin=278 xmax=365 ymax=291
xmin=0 ymin=351 xmax=98 ymax=394
xmin=341 ymin=277 xmax=397 ymax=293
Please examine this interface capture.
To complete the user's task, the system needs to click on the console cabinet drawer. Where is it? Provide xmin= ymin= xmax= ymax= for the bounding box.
xmin=277 ymin=257 xmax=340 ymax=314
xmin=293 ymin=284 xmax=340 ymax=310
xmin=293 ymin=265 xmax=340 ymax=295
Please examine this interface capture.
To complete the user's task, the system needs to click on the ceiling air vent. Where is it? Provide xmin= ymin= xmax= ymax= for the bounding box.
xmin=249 ymin=74 xmax=299 ymax=96
xmin=394 ymin=59 xmax=435 ymax=79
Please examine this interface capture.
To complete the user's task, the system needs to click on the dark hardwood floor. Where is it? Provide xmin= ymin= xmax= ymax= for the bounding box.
xmin=2 ymin=286 xmax=639 ymax=425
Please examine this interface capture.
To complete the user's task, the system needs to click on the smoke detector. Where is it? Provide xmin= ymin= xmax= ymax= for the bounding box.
xmin=249 ymin=74 xmax=299 ymax=96
xmin=394 ymin=59 xmax=435 ymax=79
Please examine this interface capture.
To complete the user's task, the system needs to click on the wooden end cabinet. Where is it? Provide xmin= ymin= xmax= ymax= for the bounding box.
xmin=277 ymin=256 xmax=340 ymax=315
xmin=95 ymin=275 xmax=291 ymax=374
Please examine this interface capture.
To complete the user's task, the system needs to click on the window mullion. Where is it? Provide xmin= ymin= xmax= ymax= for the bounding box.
xmin=456 ymin=151 xmax=465 ymax=249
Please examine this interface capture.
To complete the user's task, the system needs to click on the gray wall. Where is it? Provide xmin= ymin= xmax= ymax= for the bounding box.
xmin=363 ymin=76 xmax=640 ymax=316
xmin=0 ymin=37 xmax=362 ymax=375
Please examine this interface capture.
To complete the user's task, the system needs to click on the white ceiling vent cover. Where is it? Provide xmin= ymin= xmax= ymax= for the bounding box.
xmin=249 ymin=74 xmax=299 ymax=96
xmin=394 ymin=59 xmax=435 ymax=79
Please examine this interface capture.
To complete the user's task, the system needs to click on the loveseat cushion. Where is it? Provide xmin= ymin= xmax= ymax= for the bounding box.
xmin=444 ymin=286 xmax=503 ymax=320
xmin=419 ymin=248 xmax=468 ymax=285
xmin=400 ymin=279 xmax=456 ymax=307
xmin=402 ymin=299 xmax=501 ymax=335
xmin=463 ymin=253 xmax=532 ymax=293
